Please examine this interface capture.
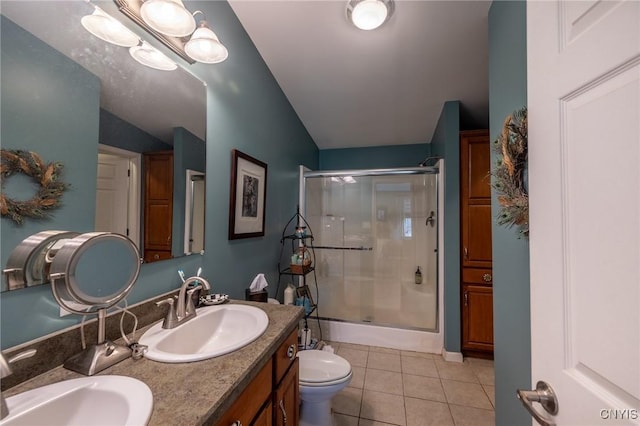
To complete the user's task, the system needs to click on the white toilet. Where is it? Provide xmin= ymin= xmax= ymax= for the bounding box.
xmin=297 ymin=349 xmax=353 ymax=426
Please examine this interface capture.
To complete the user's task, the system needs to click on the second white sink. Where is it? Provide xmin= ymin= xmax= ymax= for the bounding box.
xmin=139 ymin=304 xmax=269 ymax=363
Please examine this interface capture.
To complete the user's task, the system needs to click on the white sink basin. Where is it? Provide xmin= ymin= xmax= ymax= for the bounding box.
xmin=139 ymin=304 xmax=269 ymax=363
xmin=1 ymin=375 xmax=152 ymax=426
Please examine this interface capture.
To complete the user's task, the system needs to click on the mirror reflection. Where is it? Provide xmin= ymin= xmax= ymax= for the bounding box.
xmin=1 ymin=0 xmax=206 ymax=290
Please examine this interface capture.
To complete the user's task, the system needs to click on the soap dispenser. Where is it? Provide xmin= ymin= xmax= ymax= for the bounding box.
xmin=415 ymin=266 xmax=423 ymax=285
xmin=284 ymin=283 xmax=295 ymax=305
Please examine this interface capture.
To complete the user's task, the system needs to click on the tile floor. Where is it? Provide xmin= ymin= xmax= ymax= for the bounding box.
xmin=325 ymin=342 xmax=495 ymax=426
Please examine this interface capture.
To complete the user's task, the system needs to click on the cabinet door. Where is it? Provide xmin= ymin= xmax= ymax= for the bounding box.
xmin=460 ymin=130 xmax=492 ymax=269
xmin=461 ymin=284 xmax=494 ymax=352
xmin=252 ymin=401 xmax=272 ymax=426
xmin=274 ymin=358 xmax=299 ymax=426
xmin=143 ymin=151 xmax=173 ymax=262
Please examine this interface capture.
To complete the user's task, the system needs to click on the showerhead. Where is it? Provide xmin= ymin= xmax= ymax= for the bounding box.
xmin=419 ymin=156 xmax=441 ymax=167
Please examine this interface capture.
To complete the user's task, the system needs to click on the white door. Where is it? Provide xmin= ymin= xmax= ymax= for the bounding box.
xmin=527 ymin=1 xmax=639 ymax=425
xmin=96 ymin=153 xmax=130 ymax=235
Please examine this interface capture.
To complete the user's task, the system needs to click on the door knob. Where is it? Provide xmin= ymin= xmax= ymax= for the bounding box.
xmin=516 ymin=381 xmax=559 ymax=426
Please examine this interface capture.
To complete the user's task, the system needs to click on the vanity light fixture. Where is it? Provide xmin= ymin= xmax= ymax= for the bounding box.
xmin=116 ymin=0 xmax=229 ymax=65
xmin=139 ymin=0 xmax=195 ymax=37
xmin=346 ymin=0 xmax=394 ymax=31
xmin=81 ymin=5 xmax=139 ymax=47
xmin=129 ymin=41 xmax=178 ymax=71
xmin=184 ymin=15 xmax=228 ymax=64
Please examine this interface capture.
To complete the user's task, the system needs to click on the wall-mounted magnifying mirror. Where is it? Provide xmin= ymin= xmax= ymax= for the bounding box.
xmin=1 ymin=0 xmax=207 ymax=293
xmin=49 ymin=232 xmax=140 ymax=375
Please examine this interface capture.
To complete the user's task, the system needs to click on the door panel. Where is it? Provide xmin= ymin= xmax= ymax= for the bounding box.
xmin=527 ymin=0 xmax=639 ymax=424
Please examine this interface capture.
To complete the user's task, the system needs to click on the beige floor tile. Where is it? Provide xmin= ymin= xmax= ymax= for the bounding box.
xmin=435 ymin=360 xmax=479 ymax=383
xmin=364 ymin=369 xmax=404 ymax=395
xmin=403 ymin=375 xmax=447 ymax=402
xmin=370 ymin=346 xmax=400 ymax=355
xmin=401 ymin=356 xmax=439 ymax=378
xmin=340 ymin=342 xmax=371 ymax=351
xmin=359 ymin=419 xmax=400 ymax=426
xmin=448 ymin=405 xmax=495 ymax=426
xmin=464 ymin=357 xmax=494 ymax=368
xmin=349 ymin=366 xmax=366 ymax=389
xmin=334 ymin=413 xmax=359 ymax=426
xmin=441 ymin=380 xmax=492 ymax=410
xmin=368 ymin=352 xmax=402 ymax=372
xmin=333 ymin=386 xmax=363 ymax=417
xmin=325 ymin=341 xmax=342 ymax=351
xmin=472 ymin=366 xmax=495 ymax=386
xmin=360 ymin=390 xmax=406 ymax=425
xmin=401 ymin=351 xmax=435 ymax=359
xmin=339 ymin=347 xmax=369 ymax=368
xmin=482 ymin=385 xmax=495 ymax=408
xmin=405 ymin=396 xmax=454 ymax=426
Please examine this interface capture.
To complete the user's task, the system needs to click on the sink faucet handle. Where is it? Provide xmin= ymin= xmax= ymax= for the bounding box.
xmin=186 ymin=288 xmax=200 ymax=316
xmin=1 ymin=348 xmax=37 ymax=379
xmin=156 ymin=298 xmax=179 ymax=329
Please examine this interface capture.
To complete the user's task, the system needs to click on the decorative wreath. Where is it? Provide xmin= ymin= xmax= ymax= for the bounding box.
xmin=0 ymin=149 xmax=67 ymax=225
xmin=492 ymin=107 xmax=529 ymax=237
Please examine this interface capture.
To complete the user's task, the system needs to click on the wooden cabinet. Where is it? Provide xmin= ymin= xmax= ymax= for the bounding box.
xmin=143 ymin=151 xmax=173 ymax=263
xmin=460 ymin=130 xmax=493 ymax=356
xmin=214 ymin=327 xmax=299 ymax=426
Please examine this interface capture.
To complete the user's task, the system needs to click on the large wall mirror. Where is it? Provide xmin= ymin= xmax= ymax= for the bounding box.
xmin=1 ymin=0 xmax=206 ymax=291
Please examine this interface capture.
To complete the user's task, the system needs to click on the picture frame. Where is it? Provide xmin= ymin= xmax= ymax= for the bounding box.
xmin=228 ymin=149 xmax=268 ymax=240
xmin=296 ymin=284 xmax=314 ymax=307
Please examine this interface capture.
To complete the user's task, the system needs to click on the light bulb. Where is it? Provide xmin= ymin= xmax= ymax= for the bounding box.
xmin=140 ymin=0 xmax=196 ymax=37
xmin=349 ymin=0 xmax=390 ymax=31
xmin=129 ymin=42 xmax=177 ymax=71
xmin=81 ymin=6 xmax=139 ymax=47
xmin=185 ymin=23 xmax=228 ymax=64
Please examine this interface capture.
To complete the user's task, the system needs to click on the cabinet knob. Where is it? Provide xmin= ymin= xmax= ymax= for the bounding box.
xmin=230 ymin=422 xmax=242 ymax=426
xmin=287 ymin=344 xmax=296 ymax=359
xmin=483 ymin=273 xmax=492 ymax=282
xmin=153 ymin=254 xmax=160 ymax=260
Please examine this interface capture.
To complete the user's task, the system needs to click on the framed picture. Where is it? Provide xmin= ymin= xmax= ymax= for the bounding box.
xmin=296 ymin=284 xmax=314 ymax=306
xmin=228 ymin=149 xmax=268 ymax=239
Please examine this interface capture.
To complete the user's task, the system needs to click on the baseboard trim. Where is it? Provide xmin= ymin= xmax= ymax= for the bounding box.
xmin=442 ymin=349 xmax=464 ymax=363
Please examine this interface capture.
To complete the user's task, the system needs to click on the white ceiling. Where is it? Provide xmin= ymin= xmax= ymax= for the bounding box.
xmin=228 ymin=0 xmax=491 ymax=149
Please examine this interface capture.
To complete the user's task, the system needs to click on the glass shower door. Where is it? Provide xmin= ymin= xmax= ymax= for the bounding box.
xmin=305 ymin=172 xmax=438 ymax=331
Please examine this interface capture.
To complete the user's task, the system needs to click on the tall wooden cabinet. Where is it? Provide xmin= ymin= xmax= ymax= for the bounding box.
xmin=460 ymin=130 xmax=494 ymax=357
xmin=143 ymin=151 xmax=173 ymax=263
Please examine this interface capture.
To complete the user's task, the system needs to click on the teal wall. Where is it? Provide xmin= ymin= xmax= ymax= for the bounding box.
xmin=488 ymin=2 xmax=531 ymax=425
xmin=319 ymin=143 xmax=430 ymax=170
xmin=99 ymin=109 xmax=170 ymax=153
xmin=1 ymin=1 xmax=318 ymax=349
xmin=172 ymin=127 xmax=206 ymax=256
xmin=0 ymin=15 xmax=100 ymax=290
xmin=429 ymin=101 xmax=461 ymax=353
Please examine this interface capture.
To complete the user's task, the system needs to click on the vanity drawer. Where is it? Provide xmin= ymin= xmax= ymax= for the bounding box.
xmin=273 ymin=328 xmax=298 ymax=385
xmin=214 ymin=357 xmax=272 ymax=426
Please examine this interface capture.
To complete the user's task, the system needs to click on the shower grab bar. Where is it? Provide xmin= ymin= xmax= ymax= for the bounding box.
xmin=313 ymin=246 xmax=373 ymax=251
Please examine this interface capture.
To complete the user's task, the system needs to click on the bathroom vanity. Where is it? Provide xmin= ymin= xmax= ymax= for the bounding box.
xmin=3 ymin=301 xmax=303 ymax=425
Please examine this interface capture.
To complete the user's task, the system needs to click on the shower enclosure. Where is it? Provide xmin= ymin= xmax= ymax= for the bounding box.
xmin=303 ymin=167 xmax=439 ymax=333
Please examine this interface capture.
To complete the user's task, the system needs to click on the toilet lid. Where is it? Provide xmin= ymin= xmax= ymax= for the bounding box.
xmin=297 ymin=350 xmax=352 ymax=383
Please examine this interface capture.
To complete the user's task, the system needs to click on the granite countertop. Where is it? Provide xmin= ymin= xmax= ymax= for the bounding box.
xmin=4 ymin=300 xmax=304 ymax=425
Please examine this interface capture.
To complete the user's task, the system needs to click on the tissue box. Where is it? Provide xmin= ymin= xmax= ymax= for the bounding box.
xmin=245 ymin=289 xmax=268 ymax=302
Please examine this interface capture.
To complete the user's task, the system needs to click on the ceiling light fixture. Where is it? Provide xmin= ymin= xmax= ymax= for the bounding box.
xmin=346 ymin=0 xmax=394 ymax=31
xmin=116 ymin=0 xmax=229 ymax=65
xmin=81 ymin=5 xmax=140 ymax=47
xmin=184 ymin=14 xmax=228 ymax=64
xmin=129 ymin=41 xmax=178 ymax=71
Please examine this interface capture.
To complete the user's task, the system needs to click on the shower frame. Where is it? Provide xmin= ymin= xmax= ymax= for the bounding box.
xmin=301 ymin=166 xmax=440 ymax=333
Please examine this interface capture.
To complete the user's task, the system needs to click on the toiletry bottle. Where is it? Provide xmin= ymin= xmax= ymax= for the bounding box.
xmin=284 ymin=283 xmax=295 ymax=305
xmin=415 ymin=266 xmax=423 ymax=284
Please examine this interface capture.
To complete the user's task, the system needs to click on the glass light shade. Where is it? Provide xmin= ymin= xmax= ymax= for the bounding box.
xmin=185 ymin=24 xmax=228 ymax=64
xmin=140 ymin=0 xmax=196 ymax=37
xmin=81 ymin=6 xmax=139 ymax=47
xmin=129 ymin=42 xmax=177 ymax=71
xmin=351 ymin=0 xmax=388 ymax=30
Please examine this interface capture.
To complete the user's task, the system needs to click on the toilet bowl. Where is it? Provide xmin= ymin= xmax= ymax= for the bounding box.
xmin=298 ymin=349 xmax=352 ymax=426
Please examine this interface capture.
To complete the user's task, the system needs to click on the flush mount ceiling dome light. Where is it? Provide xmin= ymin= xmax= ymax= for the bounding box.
xmin=184 ymin=19 xmax=228 ymax=64
xmin=81 ymin=5 xmax=140 ymax=47
xmin=129 ymin=41 xmax=178 ymax=71
xmin=140 ymin=0 xmax=196 ymax=37
xmin=346 ymin=0 xmax=394 ymax=31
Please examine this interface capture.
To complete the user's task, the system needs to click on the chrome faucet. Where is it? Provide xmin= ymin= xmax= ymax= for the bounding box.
xmin=157 ymin=276 xmax=211 ymax=329
xmin=1 ymin=348 xmax=37 ymax=419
